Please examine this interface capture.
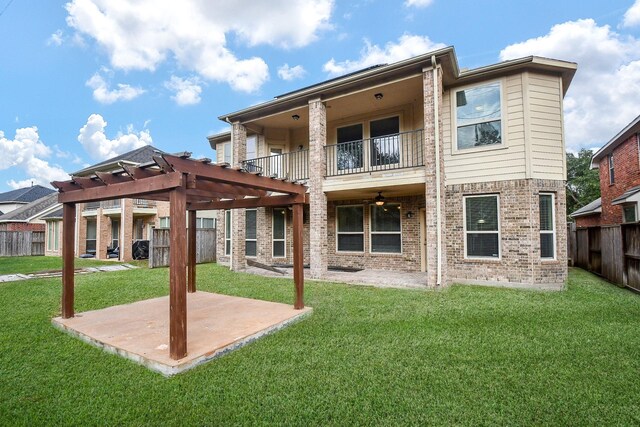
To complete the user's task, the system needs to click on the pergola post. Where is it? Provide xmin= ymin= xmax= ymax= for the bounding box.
xmin=62 ymin=202 xmax=76 ymax=318
xmin=169 ymin=184 xmax=188 ymax=360
xmin=292 ymin=203 xmax=304 ymax=309
xmin=188 ymin=210 xmax=197 ymax=293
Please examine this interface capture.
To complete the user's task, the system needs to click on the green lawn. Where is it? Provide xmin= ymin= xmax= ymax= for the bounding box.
xmin=1 ymin=264 xmax=639 ymax=425
xmin=0 ymin=256 xmax=146 ymax=275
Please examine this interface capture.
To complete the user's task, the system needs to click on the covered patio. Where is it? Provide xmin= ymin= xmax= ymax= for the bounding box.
xmin=50 ymin=152 xmax=309 ymax=372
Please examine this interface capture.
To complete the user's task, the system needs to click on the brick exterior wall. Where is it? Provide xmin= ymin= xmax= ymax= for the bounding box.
xmin=0 ymin=222 xmax=45 ymax=231
xmin=575 ymin=214 xmax=601 ymax=228
xmin=599 ymin=133 xmax=640 ymax=225
xmin=446 ymin=178 xmax=567 ymax=288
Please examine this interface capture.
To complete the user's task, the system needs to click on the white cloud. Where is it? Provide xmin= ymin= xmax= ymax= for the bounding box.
xmin=47 ymin=29 xmax=64 ymax=46
xmin=500 ymin=19 xmax=640 ymax=150
xmin=86 ymin=72 xmax=145 ymax=104
xmin=164 ymin=76 xmax=203 ymax=106
xmin=65 ymin=0 xmax=334 ymax=93
xmin=404 ymin=0 xmax=433 ymax=7
xmin=77 ymin=114 xmax=152 ymax=161
xmin=0 ymin=128 xmax=69 ymax=188
xmin=623 ymin=0 xmax=640 ymax=27
xmin=277 ymin=64 xmax=306 ymax=81
xmin=323 ymin=34 xmax=446 ymax=76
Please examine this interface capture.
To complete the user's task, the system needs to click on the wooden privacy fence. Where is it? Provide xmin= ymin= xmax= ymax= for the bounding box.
xmin=149 ymin=228 xmax=216 ymax=268
xmin=0 ymin=231 xmax=44 ymax=256
xmin=570 ymin=223 xmax=640 ymax=292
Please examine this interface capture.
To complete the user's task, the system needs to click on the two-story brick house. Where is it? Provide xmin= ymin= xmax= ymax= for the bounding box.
xmin=572 ymin=115 xmax=640 ymax=226
xmin=209 ymin=47 xmax=576 ymax=289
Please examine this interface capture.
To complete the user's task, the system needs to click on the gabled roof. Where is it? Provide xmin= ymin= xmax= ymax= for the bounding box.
xmin=591 ymin=114 xmax=640 ymax=168
xmin=570 ymin=197 xmax=602 ymax=218
xmin=0 ymin=184 xmax=55 ymax=203
xmin=42 ymin=207 xmax=63 ymax=220
xmin=72 ymin=145 xmax=167 ymax=177
xmin=0 ymin=193 xmax=60 ymax=223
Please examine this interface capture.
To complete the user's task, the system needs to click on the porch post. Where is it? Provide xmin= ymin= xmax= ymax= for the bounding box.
xmin=292 ymin=203 xmax=304 ymax=309
xmin=169 ymin=182 xmax=188 ymax=359
xmin=309 ymin=97 xmax=328 ymax=279
xmin=62 ymin=202 xmax=76 ymax=318
xmin=187 ymin=209 xmax=197 ymax=293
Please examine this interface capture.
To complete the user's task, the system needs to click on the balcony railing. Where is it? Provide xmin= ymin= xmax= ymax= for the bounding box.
xmin=242 ymin=150 xmax=309 ymax=181
xmin=83 ymin=201 xmax=100 ymax=211
xmin=325 ymin=129 xmax=424 ymax=177
xmin=101 ymin=199 xmax=121 ymax=209
xmin=133 ymin=199 xmax=157 ymax=208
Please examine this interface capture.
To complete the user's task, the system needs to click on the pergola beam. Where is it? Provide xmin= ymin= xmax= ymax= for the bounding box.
xmin=187 ymin=194 xmax=306 ymax=210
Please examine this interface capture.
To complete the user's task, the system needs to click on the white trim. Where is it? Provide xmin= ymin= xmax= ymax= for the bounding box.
xmin=463 ymin=194 xmax=501 ymax=260
xmin=369 ymin=203 xmax=402 ymax=254
xmin=451 ymin=78 xmax=506 ymax=155
xmin=335 ymin=205 xmax=365 ymax=253
xmin=539 ymin=193 xmax=556 ymax=260
xmin=272 ymin=208 xmax=286 ymax=258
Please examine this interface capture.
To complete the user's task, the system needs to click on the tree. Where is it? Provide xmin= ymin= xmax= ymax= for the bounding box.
xmin=566 ymin=149 xmax=600 ymax=217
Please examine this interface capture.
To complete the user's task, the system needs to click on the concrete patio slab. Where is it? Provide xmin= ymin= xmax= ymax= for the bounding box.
xmin=52 ymin=291 xmax=312 ymax=376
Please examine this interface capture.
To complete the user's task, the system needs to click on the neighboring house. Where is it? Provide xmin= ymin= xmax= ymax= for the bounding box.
xmin=208 ymin=47 xmax=576 ymax=289
xmin=0 ymin=192 xmax=60 ymax=231
xmin=45 ymin=145 xmax=217 ymax=261
xmin=571 ymin=115 xmax=640 ymax=227
xmin=0 ymin=184 xmax=55 ymax=215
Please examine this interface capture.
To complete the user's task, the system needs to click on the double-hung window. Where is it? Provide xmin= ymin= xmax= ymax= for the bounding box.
xmin=196 ymin=217 xmax=215 ymax=229
xmin=245 ymin=209 xmax=257 ymax=257
xmin=623 ymin=204 xmax=637 ymax=223
xmin=539 ymin=194 xmax=556 ymax=259
xmin=272 ymin=208 xmax=286 ymax=258
xmin=159 ymin=217 xmax=170 ymax=228
xmin=370 ymin=203 xmax=401 ymax=253
xmin=609 ymin=154 xmax=615 ymax=184
xmin=464 ymin=195 xmax=500 ymax=258
xmin=224 ymin=210 xmax=231 ymax=256
xmin=47 ymin=221 xmax=59 ymax=251
xmin=455 ymin=81 xmax=502 ymax=150
xmin=336 ymin=205 xmax=364 ymax=252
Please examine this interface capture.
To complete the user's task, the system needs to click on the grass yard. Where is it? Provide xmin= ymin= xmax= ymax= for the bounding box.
xmin=1 ymin=264 xmax=639 ymax=425
xmin=0 ymin=255 xmax=145 ymax=275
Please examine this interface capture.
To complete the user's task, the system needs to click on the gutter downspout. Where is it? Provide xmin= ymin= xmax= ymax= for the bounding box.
xmin=432 ymin=55 xmax=442 ymax=287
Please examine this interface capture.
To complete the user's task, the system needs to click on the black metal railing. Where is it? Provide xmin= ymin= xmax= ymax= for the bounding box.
xmin=242 ymin=149 xmax=309 ymax=181
xmin=325 ymin=129 xmax=424 ymax=176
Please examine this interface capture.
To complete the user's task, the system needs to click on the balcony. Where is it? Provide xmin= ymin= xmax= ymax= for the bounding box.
xmin=242 ymin=150 xmax=309 ymax=182
xmin=83 ymin=201 xmax=101 ymax=211
xmin=325 ymin=129 xmax=424 ymax=177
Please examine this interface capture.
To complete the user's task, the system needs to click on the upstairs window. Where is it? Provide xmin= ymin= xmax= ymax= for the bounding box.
xmin=455 ymin=81 xmax=502 ymax=150
xmin=609 ymin=154 xmax=615 ymax=184
xmin=246 ymin=135 xmax=257 ymax=160
xmin=337 ymin=123 xmax=363 ymax=171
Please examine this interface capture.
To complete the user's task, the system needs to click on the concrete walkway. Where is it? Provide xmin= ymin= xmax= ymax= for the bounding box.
xmin=0 ymin=264 xmax=138 ymax=283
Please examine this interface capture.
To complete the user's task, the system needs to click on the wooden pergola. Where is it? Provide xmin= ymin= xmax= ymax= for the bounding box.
xmin=52 ymin=152 xmax=308 ymax=360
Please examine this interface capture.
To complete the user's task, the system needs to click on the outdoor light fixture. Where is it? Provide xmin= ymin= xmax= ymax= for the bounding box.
xmin=374 ymin=191 xmax=385 ymax=206
xmin=374 ymin=93 xmax=383 ymax=100
xmin=406 ymin=211 xmax=413 ymax=219
xmin=292 ymin=114 xmax=300 ymax=120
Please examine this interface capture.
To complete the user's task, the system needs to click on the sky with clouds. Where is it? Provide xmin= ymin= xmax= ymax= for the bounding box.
xmin=0 ymin=0 xmax=639 ymax=192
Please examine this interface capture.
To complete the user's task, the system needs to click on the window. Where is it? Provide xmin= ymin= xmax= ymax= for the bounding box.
xmin=370 ymin=116 xmax=400 ymax=167
xmin=272 ymin=208 xmax=286 ymax=258
xmin=246 ymin=135 xmax=257 ymax=160
xmin=111 ymin=220 xmax=120 ymax=249
xmin=609 ymin=154 xmax=615 ymax=184
xmin=159 ymin=217 xmax=170 ymax=228
xmin=623 ymin=204 xmax=637 ymax=223
xmin=47 ymin=221 xmax=59 ymax=251
xmin=269 ymin=147 xmax=283 ymax=178
xmin=85 ymin=219 xmax=97 ymax=254
xmin=225 ymin=210 xmax=231 ymax=256
xmin=246 ymin=209 xmax=257 ymax=257
xmin=196 ymin=217 xmax=215 ymax=229
xmin=218 ymin=141 xmax=232 ymax=164
xmin=539 ymin=194 xmax=556 ymax=259
xmin=370 ymin=203 xmax=401 ymax=253
xmin=134 ymin=218 xmax=144 ymax=240
xmin=337 ymin=123 xmax=363 ymax=171
xmin=336 ymin=205 xmax=364 ymax=252
xmin=455 ymin=81 xmax=502 ymax=150
xmin=464 ymin=195 xmax=500 ymax=258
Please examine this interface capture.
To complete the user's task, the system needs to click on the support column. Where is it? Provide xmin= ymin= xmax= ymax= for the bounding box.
xmin=169 ymin=184 xmax=187 ymax=360
xmin=292 ymin=203 xmax=304 ymax=309
xmin=188 ymin=209 xmax=196 ymax=293
xmin=231 ymin=122 xmax=247 ymax=271
xmin=423 ymin=62 xmax=447 ymax=287
xmin=62 ymin=202 xmax=76 ymax=318
xmin=308 ymin=97 xmax=328 ymax=278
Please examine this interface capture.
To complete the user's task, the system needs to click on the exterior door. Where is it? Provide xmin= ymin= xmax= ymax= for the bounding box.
xmin=420 ymin=208 xmax=426 ymax=272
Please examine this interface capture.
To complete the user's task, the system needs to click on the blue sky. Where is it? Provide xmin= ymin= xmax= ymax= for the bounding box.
xmin=1 ymin=0 xmax=639 ymax=192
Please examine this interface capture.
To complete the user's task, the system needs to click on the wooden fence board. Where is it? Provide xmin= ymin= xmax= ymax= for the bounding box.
xmin=0 ymin=231 xmax=44 ymax=257
xmin=149 ymin=228 xmax=216 ymax=268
